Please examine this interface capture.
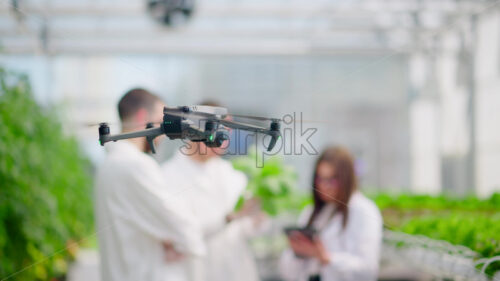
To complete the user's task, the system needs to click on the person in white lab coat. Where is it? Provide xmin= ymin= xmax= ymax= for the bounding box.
xmin=279 ymin=146 xmax=382 ymax=281
xmin=94 ymin=88 xmax=205 ymax=281
xmin=162 ymin=102 xmax=264 ymax=281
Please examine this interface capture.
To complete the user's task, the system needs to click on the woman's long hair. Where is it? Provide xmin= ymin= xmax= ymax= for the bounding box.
xmin=306 ymin=146 xmax=357 ymax=229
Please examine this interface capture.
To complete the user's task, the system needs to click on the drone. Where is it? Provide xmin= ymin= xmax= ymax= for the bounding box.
xmin=98 ymin=105 xmax=281 ymax=153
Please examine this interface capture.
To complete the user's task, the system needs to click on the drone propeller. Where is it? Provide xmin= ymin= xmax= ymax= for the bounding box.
xmin=85 ymin=105 xmax=226 ymax=128
xmin=162 ymin=106 xmax=281 ymax=124
xmin=227 ymin=113 xmax=282 ymax=122
xmin=81 ymin=121 xmax=163 ymax=128
xmin=164 ymin=105 xmax=227 ymax=119
xmin=86 ymin=108 xmax=277 ymax=128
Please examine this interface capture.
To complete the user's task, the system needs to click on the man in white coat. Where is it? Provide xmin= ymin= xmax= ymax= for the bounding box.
xmin=94 ymin=88 xmax=205 ymax=281
xmin=162 ymin=102 xmax=265 ymax=281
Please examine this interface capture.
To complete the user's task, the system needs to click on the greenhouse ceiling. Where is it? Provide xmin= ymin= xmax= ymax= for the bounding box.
xmin=0 ymin=0 xmax=497 ymax=55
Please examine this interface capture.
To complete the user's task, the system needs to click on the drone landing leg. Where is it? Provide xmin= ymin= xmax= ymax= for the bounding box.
xmin=146 ymin=123 xmax=157 ymax=154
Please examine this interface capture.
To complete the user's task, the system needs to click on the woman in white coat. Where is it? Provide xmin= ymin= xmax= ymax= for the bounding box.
xmin=279 ymin=146 xmax=383 ymax=281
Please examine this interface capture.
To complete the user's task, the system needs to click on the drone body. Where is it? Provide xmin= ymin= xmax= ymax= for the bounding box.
xmin=99 ymin=106 xmax=281 ymax=153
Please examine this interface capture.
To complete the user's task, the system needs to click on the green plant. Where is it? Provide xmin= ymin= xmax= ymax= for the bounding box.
xmin=0 ymin=68 xmax=94 ymax=280
xmin=232 ymin=150 xmax=311 ymax=216
xmin=372 ymin=192 xmax=500 ymax=212
xmin=372 ymin=192 xmax=500 ymax=277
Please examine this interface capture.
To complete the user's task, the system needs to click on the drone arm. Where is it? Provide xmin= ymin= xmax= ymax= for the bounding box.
xmin=219 ymin=119 xmax=281 ymax=151
xmin=219 ymin=119 xmax=269 ymax=134
xmin=99 ymin=126 xmax=164 ymax=146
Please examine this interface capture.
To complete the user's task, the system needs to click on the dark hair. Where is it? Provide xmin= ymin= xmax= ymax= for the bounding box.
xmin=118 ymin=88 xmax=161 ymax=121
xmin=307 ymin=146 xmax=357 ymax=229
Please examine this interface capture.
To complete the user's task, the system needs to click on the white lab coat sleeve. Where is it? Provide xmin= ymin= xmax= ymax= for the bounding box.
xmin=221 ymin=162 xmax=248 ymax=213
xmin=226 ymin=215 xmax=268 ymax=239
xmin=278 ymin=206 xmax=314 ymax=281
xmin=320 ymin=204 xmax=382 ymax=281
xmin=113 ymin=159 xmax=205 ymax=256
xmin=199 ymin=210 xmax=228 ymax=238
xmin=202 ymin=162 xmax=248 ymax=237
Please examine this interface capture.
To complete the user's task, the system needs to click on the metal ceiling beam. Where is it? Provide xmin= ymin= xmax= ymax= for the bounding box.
xmin=0 ymin=34 xmax=410 ymax=55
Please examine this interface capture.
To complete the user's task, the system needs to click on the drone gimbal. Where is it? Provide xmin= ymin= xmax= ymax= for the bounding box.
xmin=98 ymin=105 xmax=281 ymax=153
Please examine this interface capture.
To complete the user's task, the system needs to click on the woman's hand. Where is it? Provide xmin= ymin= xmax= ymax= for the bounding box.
xmin=163 ymin=241 xmax=184 ymax=263
xmin=226 ymin=197 xmax=261 ymax=222
xmin=288 ymin=231 xmax=331 ymax=265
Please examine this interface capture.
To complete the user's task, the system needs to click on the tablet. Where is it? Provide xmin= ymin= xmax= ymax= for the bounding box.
xmin=283 ymin=226 xmax=317 ymax=240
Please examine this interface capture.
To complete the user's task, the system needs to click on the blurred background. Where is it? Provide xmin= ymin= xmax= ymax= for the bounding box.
xmin=1 ymin=0 xmax=500 ymax=280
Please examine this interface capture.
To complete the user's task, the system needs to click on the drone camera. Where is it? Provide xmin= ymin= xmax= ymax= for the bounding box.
xmin=205 ymin=130 xmax=229 ymax=148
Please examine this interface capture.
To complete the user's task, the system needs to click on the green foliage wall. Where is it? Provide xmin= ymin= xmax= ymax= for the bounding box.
xmin=0 ymin=68 xmax=94 ymax=280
